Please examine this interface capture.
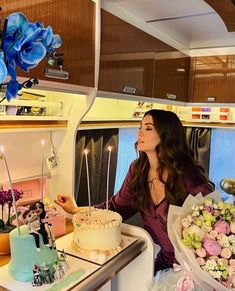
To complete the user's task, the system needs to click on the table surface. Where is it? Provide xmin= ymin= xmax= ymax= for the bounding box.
xmin=0 ymin=220 xmax=147 ymax=291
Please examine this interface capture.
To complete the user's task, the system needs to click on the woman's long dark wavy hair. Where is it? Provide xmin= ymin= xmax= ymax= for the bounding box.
xmin=130 ymin=109 xmax=214 ymax=212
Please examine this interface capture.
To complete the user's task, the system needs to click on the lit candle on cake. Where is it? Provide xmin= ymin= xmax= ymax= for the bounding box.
xmin=106 ymin=146 xmax=112 ymax=210
xmin=40 ymin=139 xmax=44 ymax=201
xmin=84 ymin=149 xmax=91 ymax=215
xmin=0 ymin=146 xmax=21 ymax=235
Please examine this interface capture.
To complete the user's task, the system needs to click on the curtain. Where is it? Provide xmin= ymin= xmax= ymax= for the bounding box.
xmin=114 ymin=128 xmax=138 ymax=193
xmin=75 ymin=129 xmax=118 ymax=206
xmin=185 ymin=127 xmax=211 ymax=174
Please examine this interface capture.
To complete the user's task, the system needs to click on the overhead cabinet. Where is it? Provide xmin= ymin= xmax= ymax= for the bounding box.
xmin=99 ymin=58 xmax=155 ymax=97
xmin=153 ymin=56 xmax=190 ymax=102
xmin=1 ymin=0 xmax=95 ymax=87
xmin=98 ymin=10 xmax=183 ymax=99
xmin=188 ymin=55 xmax=235 ymax=103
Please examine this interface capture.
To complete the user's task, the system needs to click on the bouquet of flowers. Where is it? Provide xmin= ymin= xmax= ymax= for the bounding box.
xmin=168 ymin=191 xmax=235 ymax=291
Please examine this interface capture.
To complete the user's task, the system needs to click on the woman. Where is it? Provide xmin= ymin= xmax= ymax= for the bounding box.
xmin=55 ymin=109 xmax=214 ymax=272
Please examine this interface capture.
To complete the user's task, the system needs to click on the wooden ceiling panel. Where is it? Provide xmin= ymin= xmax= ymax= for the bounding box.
xmin=204 ymin=0 xmax=235 ymax=32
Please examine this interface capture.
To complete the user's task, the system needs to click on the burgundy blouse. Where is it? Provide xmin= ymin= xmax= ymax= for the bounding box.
xmin=97 ymin=161 xmax=213 ymax=272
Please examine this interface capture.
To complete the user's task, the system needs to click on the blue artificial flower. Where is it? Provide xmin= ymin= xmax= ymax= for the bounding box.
xmin=52 ymin=34 xmax=62 ymax=49
xmin=0 ymin=12 xmax=62 ymax=101
xmin=0 ymin=52 xmax=7 ymax=84
xmin=5 ymin=80 xmax=22 ymax=102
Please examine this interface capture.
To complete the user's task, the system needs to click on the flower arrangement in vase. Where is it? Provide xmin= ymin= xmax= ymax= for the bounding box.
xmin=0 ymin=12 xmax=62 ymax=102
xmin=0 ymin=187 xmax=23 ymax=233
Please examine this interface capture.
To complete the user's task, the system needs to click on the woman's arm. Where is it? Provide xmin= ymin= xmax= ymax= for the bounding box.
xmin=55 ymin=161 xmax=138 ymax=219
xmin=54 ymin=194 xmax=80 ymax=214
xmin=55 ymin=194 xmax=95 ymax=214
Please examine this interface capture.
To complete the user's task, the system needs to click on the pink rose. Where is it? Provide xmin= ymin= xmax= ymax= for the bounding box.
xmin=203 ymin=238 xmax=221 ymax=256
xmin=221 ymin=248 xmax=232 ymax=259
xmin=204 ymin=233 xmax=215 ymax=240
xmin=229 ymin=259 xmax=235 ymax=267
xmin=227 ymin=265 xmax=234 ymax=276
xmin=203 ymin=206 xmax=212 ymax=212
xmin=196 ymin=257 xmax=206 ymax=266
xmin=195 ymin=247 xmax=206 ymax=258
xmin=230 ymin=222 xmax=235 ymax=234
xmin=213 ymin=220 xmax=230 ymax=235
xmin=209 ymin=230 xmax=218 ymax=238
xmin=209 ymin=256 xmax=219 ymax=261
xmin=218 ymin=258 xmax=229 ymax=266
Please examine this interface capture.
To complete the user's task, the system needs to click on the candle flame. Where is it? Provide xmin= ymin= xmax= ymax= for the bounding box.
xmin=0 ymin=146 xmax=4 ymax=153
xmin=108 ymin=146 xmax=112 ymax=152
xmin=84 ymin=149 xmax=88 ymax=155
xmin=41 ymin=139 xmax=45 ymax=146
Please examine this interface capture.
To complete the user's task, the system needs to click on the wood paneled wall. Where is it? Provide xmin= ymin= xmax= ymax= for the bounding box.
xmin=0 ymin=0 xmax=95 ymax=87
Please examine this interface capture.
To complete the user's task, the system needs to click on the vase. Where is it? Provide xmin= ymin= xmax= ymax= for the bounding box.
xmin=0 ymin=232 xmax=10 ymax=255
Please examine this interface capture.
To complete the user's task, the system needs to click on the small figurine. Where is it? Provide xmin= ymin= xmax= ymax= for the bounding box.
xmin=23 ymin=209 xmax=41 ymax=251
xmin=59 ymin=250 xmax=68 ymax=273
xmin=32 ymin=264 xmax=42 ymax=287
xmin=53 ymin=259 xmax=64 ymax=280
xmin=42 ymin=263 xmax=54 ymax=284
xmin=30 ymin=201 xmax=56 ymax=249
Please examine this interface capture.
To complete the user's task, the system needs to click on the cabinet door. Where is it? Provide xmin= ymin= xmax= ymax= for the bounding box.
xmin=189 ymin=55 xmax=234 ymax=103
xmin=228 ymin=55 xmax=235 ymax=102
xmin=98 ymin=9 xmax=176 ymax=97
xmin=153 ymin=57 xmax=190 ymax=102
xmin=2 ymin=0 xmax=95 ymax=87
xmin=99 ymin=58 xmax=155 ymax=97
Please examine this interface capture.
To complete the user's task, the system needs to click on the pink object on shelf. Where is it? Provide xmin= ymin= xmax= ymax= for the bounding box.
xmin=44 ymin=214 xmax=66 ymax=238
xmin=14 ymin=178 xmax=47 ymax=206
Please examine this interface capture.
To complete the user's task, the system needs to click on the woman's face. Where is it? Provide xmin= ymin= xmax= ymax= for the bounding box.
xmin=32 ymin=202 xmax=43 ymax=215
xmin=137 ymin=114 xmax=160 ymax=153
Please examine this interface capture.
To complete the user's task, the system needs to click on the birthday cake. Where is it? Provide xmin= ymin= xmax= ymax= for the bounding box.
xmin=8 ymin=201 xmax=67 ymax=284
xmin=72 ymin=208 xmax=122 ymax=252
xmin=8 ymin=225 xmax=58 ymax=282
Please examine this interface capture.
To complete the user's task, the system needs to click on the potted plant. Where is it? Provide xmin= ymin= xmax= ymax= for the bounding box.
xmin=0 ymin=187 xmax=23 ymax=254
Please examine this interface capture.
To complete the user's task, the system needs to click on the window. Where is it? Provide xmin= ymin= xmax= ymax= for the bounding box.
xmin=209 ymin=129 xmax=235 ymax=199
xmin=114 ymin=128 xmax=138 ymax=193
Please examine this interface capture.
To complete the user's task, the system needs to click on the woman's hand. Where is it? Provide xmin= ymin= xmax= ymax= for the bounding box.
xmin=54 ymin=194 xmax=79 ymax=214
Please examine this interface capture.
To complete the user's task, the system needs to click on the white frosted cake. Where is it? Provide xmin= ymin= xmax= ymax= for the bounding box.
xmin=72 ymin=208 xmax=122 ymax=251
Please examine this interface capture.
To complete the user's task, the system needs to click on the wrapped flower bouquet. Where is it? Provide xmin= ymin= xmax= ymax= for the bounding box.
xmin=167 ymin=191 xmax=235 ymax=291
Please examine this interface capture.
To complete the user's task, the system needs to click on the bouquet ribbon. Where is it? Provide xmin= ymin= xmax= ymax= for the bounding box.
xmin=173 ymin=263 xmax=195 ymax=291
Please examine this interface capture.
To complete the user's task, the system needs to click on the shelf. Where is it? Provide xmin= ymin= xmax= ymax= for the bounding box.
xmin=0 ymin=116 xmax=67 ymax=120
xmin=182 ymin=120 xmax=235 ymax=129
xmin=182 ymin=118 xmax=235 ymax=123
xmin=1 ymin=99 xmax=63 ymax=109
xmin=179 ymin=111 xmax=230 ymax=116
xmin=0 ymin=119 xmax=68 ymax=132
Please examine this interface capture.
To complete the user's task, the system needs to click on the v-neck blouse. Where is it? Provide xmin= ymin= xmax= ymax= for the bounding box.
xmin=97 ymin=161 xmax=213 ymax=272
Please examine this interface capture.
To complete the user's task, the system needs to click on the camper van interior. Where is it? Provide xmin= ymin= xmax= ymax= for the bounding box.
xmin=0 ymin=1 xmax=235 ymax=290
